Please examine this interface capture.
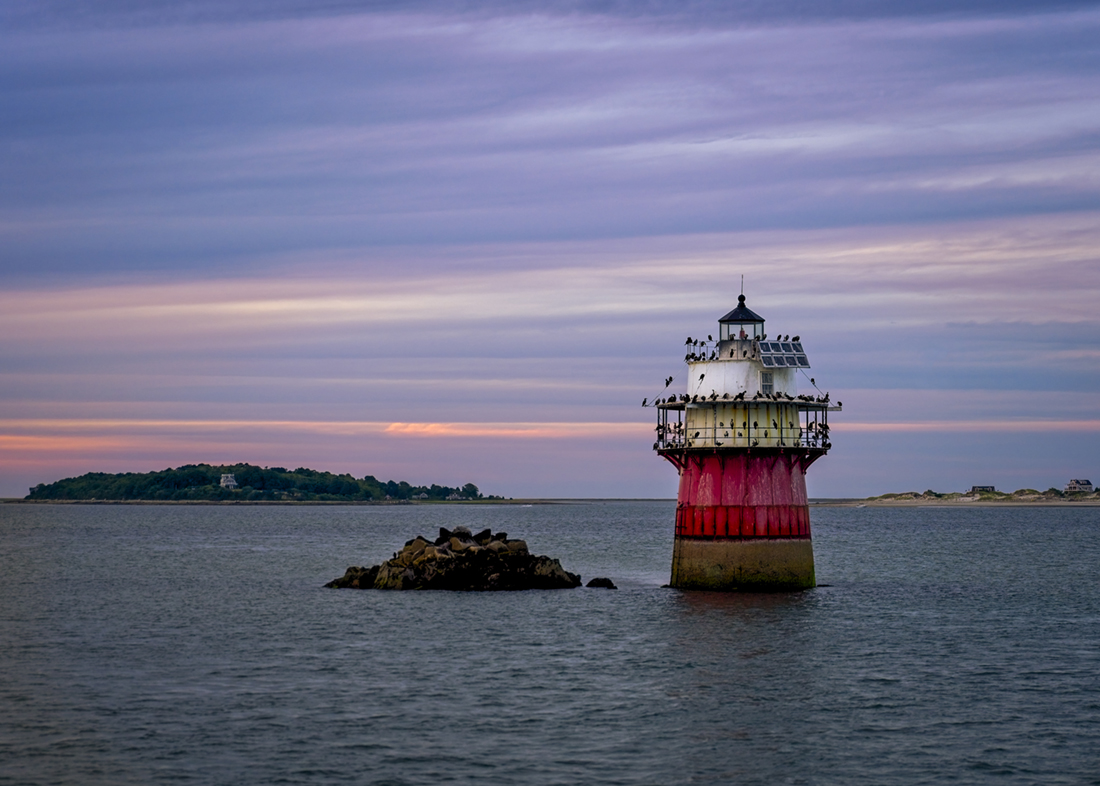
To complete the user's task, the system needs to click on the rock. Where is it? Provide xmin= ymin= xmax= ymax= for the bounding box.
xmin=324 ymin=565 xmax=380 ymax=589
xmin=325 ymin=529 xmax=581 ymax=591
xmin=402 ymin=537 xmax=430 ymax=557
xmin=586 ymin=577 xmax=617 ymax=589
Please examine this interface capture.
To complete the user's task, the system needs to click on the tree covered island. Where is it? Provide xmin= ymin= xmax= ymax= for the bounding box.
xmin=25 ymin=464 xmax=497 ymax=503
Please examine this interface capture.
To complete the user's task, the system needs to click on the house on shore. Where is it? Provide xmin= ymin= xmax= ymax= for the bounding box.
xmin=1064 ymin=479 xmax=1094 ymax=493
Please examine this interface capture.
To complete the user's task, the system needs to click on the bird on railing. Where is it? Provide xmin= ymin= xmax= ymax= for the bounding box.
xmin=793 ymin=335 xmax=800 ymax=341
xmin=642 ymin=398 xmax=647 ymax=406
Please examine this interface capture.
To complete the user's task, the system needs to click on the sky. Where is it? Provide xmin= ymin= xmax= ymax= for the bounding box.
xmin=1 ymin=0 xmax=1098 ymax=499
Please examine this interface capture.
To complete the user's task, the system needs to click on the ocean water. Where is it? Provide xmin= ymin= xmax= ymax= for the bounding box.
xmin=1 ymin=501 xmax=1098 ymax=785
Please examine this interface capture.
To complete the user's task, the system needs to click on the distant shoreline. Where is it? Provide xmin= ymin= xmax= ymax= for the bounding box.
xmin=0 ymin=498 xmax=554 ymax=506
xmin=3 ymin=497 xmax=1098 ymax=507
xmin=809 ymin=498 xmax=1100 ymax=507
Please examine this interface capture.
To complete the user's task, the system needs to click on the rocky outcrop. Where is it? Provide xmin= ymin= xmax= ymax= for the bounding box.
xmin=325 ymin=526 xmax=582 ymax=591
xmin=586 ymin=577 xmax=617 ymax=589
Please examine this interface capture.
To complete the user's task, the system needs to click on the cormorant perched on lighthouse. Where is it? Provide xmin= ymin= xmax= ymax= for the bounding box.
xmin=650 ymin=293 xmax=840 ymax=590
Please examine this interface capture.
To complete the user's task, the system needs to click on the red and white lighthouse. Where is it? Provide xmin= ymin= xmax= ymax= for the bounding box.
xmin=651 ymin=294 xmax=839 ymax=590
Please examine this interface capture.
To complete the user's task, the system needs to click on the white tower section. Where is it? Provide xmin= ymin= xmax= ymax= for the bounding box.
xmin=665 ymin=294 xmax=820 ymax=450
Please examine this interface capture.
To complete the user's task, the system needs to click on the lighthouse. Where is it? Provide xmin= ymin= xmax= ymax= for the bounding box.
xmin=651 ymin=294 xmax=839 ymax=591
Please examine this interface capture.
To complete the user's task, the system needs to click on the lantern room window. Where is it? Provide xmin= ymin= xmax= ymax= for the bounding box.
xmin=720 ymin=321 xmax=764 ymax=340
xmin=718 ymin=294 xmax=765 ymax=341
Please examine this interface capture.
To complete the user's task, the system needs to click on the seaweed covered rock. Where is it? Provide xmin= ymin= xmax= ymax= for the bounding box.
xmin=325 ymin=526 xmax=581 ymax=591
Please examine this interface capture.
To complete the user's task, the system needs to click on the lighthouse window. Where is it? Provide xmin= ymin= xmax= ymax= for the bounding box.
xmin=762 ymin=372 xmax=774 ymax=395
xmin=722 ymin=323 xmax=763 ymax=341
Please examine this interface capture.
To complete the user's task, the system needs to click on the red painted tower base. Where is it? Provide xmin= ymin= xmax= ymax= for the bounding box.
xmin=669 ymin=452 xmax=817 ymax=590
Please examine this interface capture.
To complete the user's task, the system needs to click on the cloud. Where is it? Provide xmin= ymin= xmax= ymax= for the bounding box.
xmin=1 ymin=2 xmax=1099 ymax=497
xmin=834 ymin=420 xmax=1100 ymax=432
xmin=3 ymin=6 xmax=1100 ymax=278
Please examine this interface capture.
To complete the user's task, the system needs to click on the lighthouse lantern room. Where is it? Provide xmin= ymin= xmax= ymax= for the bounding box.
xmin=650 ymin=294 xmax=840 ymax=591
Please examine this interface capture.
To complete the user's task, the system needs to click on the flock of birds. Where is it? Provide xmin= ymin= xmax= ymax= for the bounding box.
xmin=642 ymin=329 xmax=837 ymax=452
xmin=643 ymin=391 xmax=838 ymax=407
xmin=682 ymin=333 xmax=800 ymax=363
xmin=653 ymin=418 xmax=831 ymax=451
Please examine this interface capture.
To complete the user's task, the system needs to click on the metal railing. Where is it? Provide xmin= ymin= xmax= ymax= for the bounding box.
xmin=654 ymin=405 xmax=831 ymax=452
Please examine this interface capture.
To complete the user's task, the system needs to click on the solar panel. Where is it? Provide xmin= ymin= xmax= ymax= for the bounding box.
xmin=747 ymin=339 xmax=811 ymax=369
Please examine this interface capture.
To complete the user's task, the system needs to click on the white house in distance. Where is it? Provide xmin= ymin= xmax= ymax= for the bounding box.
xmin=1064 ymin=479 xmax=1094 ymax=493
xmin=220 ymin=474 xmax=238 ymax=489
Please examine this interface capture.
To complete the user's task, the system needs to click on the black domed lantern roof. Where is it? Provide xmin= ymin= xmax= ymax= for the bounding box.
xmin=718 ymin=294 xmax=765 ymax=340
